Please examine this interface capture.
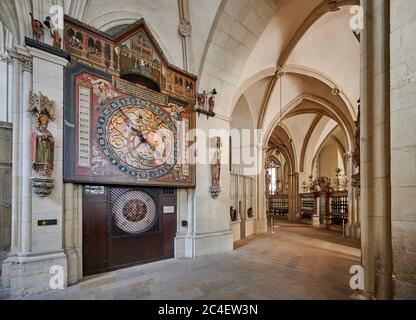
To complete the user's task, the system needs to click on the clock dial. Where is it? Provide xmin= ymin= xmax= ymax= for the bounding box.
xmin=97 ymin=97 xmax=177 ymax=179
xmin=113 ymin=190 xmax=157 ymax=234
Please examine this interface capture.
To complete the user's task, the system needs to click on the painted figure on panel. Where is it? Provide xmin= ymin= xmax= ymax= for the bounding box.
xmin=86 ymin=76 xmax=117 ymax=107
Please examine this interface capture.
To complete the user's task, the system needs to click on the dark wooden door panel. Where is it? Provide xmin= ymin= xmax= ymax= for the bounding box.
xmin=163 ymin=213 xmax=176 ymax=258
xmin=109 ymin=233 xmax=163 ymax=269
xmin=83 ymin=186 xmax=108 ymax=276
xmin=83 ymin=185 xmax=177 ymax=276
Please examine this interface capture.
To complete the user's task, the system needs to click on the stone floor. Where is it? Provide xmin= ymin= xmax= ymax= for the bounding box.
xmin=9 ymin=222 xmax=361 ymax=300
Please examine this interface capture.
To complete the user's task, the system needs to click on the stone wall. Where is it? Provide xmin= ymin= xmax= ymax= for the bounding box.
xmin=2 ymin=47 xmax=69 ymax=297
xmin=390 ymin=0 xmax=416 ymax=299
xmin=175 ymin=115 xmax=234 ymax=258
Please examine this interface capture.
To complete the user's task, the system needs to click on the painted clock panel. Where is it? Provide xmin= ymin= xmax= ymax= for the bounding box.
xmin=64 ymin=66 xmax=195 ymax=187
xmin=96 ymin=97 xmax=177 ymax=179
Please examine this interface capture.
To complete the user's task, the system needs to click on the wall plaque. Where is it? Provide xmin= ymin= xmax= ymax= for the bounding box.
xmin=37 ymin=219 xmax=58 ymax=226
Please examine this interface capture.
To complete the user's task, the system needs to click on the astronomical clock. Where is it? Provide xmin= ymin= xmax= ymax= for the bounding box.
xmin=63 ymin=16 xmax=196 ymax=187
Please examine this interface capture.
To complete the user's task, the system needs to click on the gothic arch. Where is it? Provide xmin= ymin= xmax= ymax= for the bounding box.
xmin=263 ymin=93 xmax=354 ymax=154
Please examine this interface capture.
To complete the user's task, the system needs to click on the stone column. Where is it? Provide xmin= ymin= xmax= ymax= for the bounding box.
xmin=175 ymin=114 xmax=233 ymax=257
xmin=64 ymin=183 xmax=79 ymax=285
xmin=353 ymin=178 xmax=360 ymax=239
xmin=3 ymin=47 xmax=69 ymax=296
xmin=178 ymin=0 xmax=192 ymax=71
xmin=390 ymin=0 xmax=416 ymax=299
xmin=6 ymin=55 xmax=13 ymax=123
xmin=294 ymin=172 xmax=300 ymax=220
xmin=360 ymin=0 xmax=393 ymax=299
xmin=9 ymin=54 xmax=21 ymax=254
xmin=287 ymin=172 xmax=300 ymax=222
xmin=256 ymin=149 xmax=268 ymax=233
xmin=19 ymin=53 xmax=33 ymax=256
xmin=345 ymin=152 xmax=356 ymax=238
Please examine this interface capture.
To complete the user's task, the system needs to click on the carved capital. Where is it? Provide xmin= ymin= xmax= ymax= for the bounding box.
xmin=20 ymin=55 xmax=33 ymax=72
xmin=0 ymin=55 xmax=12 ymax=64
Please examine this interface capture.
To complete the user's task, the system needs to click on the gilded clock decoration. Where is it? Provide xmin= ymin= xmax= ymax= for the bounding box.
xmin=97 ymin=97 xmax=178 ymax=179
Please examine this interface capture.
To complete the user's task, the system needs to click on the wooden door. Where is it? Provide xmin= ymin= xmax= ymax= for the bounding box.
xmin=83 ymin=185 xmax=108 ymax=276
xmin=83 ymin=185 xmax=177 ymax=276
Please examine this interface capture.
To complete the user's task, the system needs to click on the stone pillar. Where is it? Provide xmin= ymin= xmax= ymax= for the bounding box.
xmin=287 ymin=172 xmax=300 ymax=222
xmin=178 ymin=0 xmax=192 ymax=71
xmin=390 ymin=0 xmax=416 ymax=299
xmin=64 ymin=183 xmax=79 ymax=285
xmin=360 ymin=0 xmax=393 ymax=300
xmin=19 ymin=53 xmax=33 ymax=256
xmin=255 ymin=148 xmax=268 ymax=233
xmin=2 ymin=47 xmax=69 ymax=297
xmin=294 ymin=172 xmax=300 ymax=220
xmin=9 ymin=54 xmax=21 ymax=255
xmin=345 ymin=152 xmax=357 ymax=238
xmin=175 ymin=114 xmax=233 ymax=258
xmin=287 ymin=173 xmax=293 ymax=221
xmin=353 ymin=177 xmax=361 ymax=239
xmin=6 ymin=55 xmax=13 ymax=123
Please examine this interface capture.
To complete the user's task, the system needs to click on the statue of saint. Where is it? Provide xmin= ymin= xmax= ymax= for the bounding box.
xmin=211 ymin=137 xmax=222 ymax=187
xmin=210 ymin=137 xmax=222 ymax=198
xmin=265 ymin=172 xmax=271 ymax=195
xmin=33 ymin=114 xmax=54 ymax=176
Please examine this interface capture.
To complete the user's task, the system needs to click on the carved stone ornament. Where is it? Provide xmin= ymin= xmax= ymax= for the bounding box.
xmin=20 ymin=55 xmax=33 ymax=73
xmin=331 ymin=86 xmax=341 ymax=96
xmin=179 ymin=19 xmax=192 ymax=37
xmin=0 ymin=55 xmax=12 ymax=64
xmin=31 ymin=176 xmax=54 ymax=197
xmin=276 ymin=67 xmax=285 ymax=78
xmin=29 ymin=91 xmax=56 ymax=197
xmin=210 ymin=137 xmax=222 ymax=199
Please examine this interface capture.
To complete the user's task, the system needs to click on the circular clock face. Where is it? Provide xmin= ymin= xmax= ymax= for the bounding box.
xmin=96 ymin=97 xmax=177 ymax=179
xmin=113 ymin=190 xmax=157 ymax=234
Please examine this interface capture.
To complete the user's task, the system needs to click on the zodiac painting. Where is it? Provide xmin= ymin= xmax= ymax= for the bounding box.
xmin=97 ymin=97 xmax=177 ymax=180
xmin=65 ymin=70 xmax=195 ymax=187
